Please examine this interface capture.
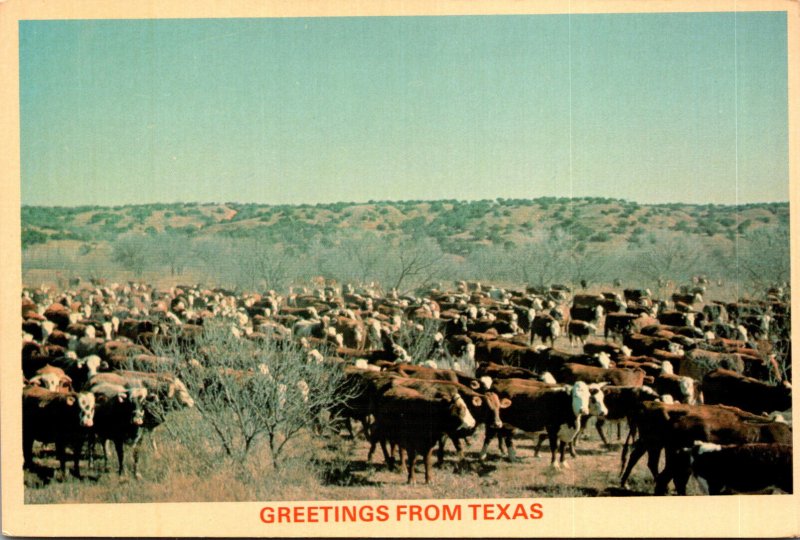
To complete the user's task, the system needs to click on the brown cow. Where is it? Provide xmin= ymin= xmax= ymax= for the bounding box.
xmin=621 ymin=402 xmax=792 ymax=495
xmin=370 ymin=386 xmax=476 ymax=483
xmin=23 ymin=387 xmax=96 ymax=478
xmin=557 ymin=363 xmax=645 ymax=387
xmin=701 ymin=369 xmax=791 ymax=415
xmin=690 ymin=442 xmax=793 ymax=494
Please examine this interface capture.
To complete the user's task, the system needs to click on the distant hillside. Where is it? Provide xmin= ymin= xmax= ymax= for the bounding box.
xmin=20 ymin=197 xmax=788 ymax=254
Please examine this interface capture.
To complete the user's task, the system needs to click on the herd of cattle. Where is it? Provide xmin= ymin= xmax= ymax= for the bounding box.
xmin=21 ymin=278 xmax=793 ymax=495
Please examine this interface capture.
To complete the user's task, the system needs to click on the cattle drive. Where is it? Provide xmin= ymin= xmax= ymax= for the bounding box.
xmin=20 ymin=278 xmax=792 ymax=496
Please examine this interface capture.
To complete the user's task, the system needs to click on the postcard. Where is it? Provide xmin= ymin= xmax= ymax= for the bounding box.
xmin=1 ymin=0 xmax=798 ymax=537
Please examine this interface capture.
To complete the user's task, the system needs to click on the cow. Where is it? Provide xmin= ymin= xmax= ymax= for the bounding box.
xmin=370 ymin=386 xmax=476 ymax=483
xmin=385 ymin=363 xmax=491 ymax=393
xmin=652 ymin=371 xmax=699 ymax=405
xmin=28 ymin=365 xmax=73 ymax=393
xmin=88 ymin=382 xmax=149 ymax=477
xmin=701 ymin=369 xmax=791 ymax=415
xmin=371 ymin=376 xmax=510 ymax=466
xmin=23 ymin=386 xmax=96 ymax=479
xmin=690 ymin=442 xmax=793 ymax=494
xmin=671 ymin=292 xmax=703 ymax=306
xmin=569 ymin=305 xmax=604 ymax=325
xmin=557 ymin=363 xmax=645 ymax=387
xmin=658 ymin=310 xmax=696 ymax=328
xmin=620 ymin=402 xmax=792 ymax=495
xmin=623 ymin=289 xmax=651 ymax=303
xmin=568 ymin=320 xmax=597 ymax=345
xmin=679 ymin=349 xmax=745 ymax=381
xmin=531 ymin=315 xmax=561 ymax=347
xmin=481 ymin=380 xmax=607 ymax=468
xmin=604 ymin=313 xmax=640 ymax=341
xmin=585 ymin=385 xmax=661 ymax=447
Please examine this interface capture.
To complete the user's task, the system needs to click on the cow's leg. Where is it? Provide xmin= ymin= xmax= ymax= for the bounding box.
xmin=620 ymin=439 xmax=647 ymax=487
xmin=534 ymin=433 xmax=547 ymax=457
xmin=132 ymin=440 xmax=142 ymax=480
xmin=646 ymin=446 xmax=662 ymax=481
xmin=56 ymin=442 xmax=68 ymax=481
xmin=406 ymin=448 xmax=417 ymax=484
xmin=559 ymin=440 xmax=570 ymax=468
xmin=654 ymin=449 xmax=676 ymax=495
xmin=436 ymin=435 xmax=447 ymax=466
xmin=424 ymin=448 xmax=435 ymax=484
xmin=114 ymin=438 xmax=126 ymax=476
xmin=480 ymin=427 xmax=495 ymax=461
xmin=505 ymin=433 xmax=518 ymax=462
xmin=547 ymin=427 xmax=559 ymax=468
xmin=595 ymin=417 xmax=610 ymax=446
xmin=671 ymin=450 xmax=692 ymax=496
xmin=22 ymin=435 xmax=34 ymax=470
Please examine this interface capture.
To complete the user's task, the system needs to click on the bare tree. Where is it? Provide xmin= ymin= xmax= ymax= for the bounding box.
xmin=111 ymin=233 xmax=150 ymax=278
xmin=152 ymin=324 xmax=353 ymax=469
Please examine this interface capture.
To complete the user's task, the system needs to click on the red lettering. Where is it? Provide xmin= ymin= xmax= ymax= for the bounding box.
xmin=530 ymin=503 xmax=544 ymax=519
xmin=260 ymin=507 xmax=274 ymax=524
xmin=496 ymin=503 xmax=510 ymax=519
xmin=306 ymin=506 xmax=318 ymax=523
xmin=512 ymin=504 xmax=528 ymax=519
xmin=409 ymin=505 xmax=423 ymax=521
xmin=376 ymin=505 xmax=390 ymax=522
xmin=293 ymin=506 xmax=305 ymax=522
xmin=277 ymin=507 xmax=290 ymax=523
xmin=442 ymin=504 xmax=461 ymax=521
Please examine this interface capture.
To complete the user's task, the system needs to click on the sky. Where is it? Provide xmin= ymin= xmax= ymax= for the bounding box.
xmin=19 ymin=12 xmax=789 ymax=207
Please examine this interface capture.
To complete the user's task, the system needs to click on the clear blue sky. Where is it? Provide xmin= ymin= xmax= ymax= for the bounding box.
xmin=20 ymin=12 xmax=788 ymax=206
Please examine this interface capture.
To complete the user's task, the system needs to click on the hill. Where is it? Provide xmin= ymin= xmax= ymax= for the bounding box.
xmin=21 ymin=198 xmax=789 ymax=294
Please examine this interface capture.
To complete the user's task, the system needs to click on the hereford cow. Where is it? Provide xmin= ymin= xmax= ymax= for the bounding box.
xmin=531 ymin=315 xmax=561 ymax=347
xmin=370 ymin=386 xmax=476 ymax=483
xmin=557 ymin=363 xmax=645 ymax=387
xmin=88 ymin=382 xmax=149 ymax=477
xmin=568 ymin=320 xmax=597 ymax=345
xmin=604 ymin=313 xmax=640 ymax=341
xmin=481 ymin=380 xmax=607 ymax=468
xmin=690 ymin=442 xmax=793 ymax=494
xmin=23 ymin=387 xmax=96 ymax=478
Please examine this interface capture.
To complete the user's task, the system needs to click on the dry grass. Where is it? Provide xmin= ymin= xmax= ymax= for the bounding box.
xmin=24 ymin=410 xmax=695 ymax=505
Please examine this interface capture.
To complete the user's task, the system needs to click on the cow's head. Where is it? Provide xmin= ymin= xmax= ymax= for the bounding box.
xmin=76 ymin=392 xmax=96 ymax=427
xmin=449 ymin=393 xmax=476 ymax=431
xmin=587 ymin=383 xmax=609 ymax=416
xmin=29 ymin=372 xmax=62 ymax=392
xmin=477 ymin=391 xmax=510 ymax=429
xmin=679 ymin=376 xmax=697 ymax=405
xmin=127 ymin=386 xmax=148 ymax=425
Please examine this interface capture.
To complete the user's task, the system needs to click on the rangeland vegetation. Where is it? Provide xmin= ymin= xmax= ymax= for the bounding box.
xmin=20 ymin=198 xmax=792 ymax=503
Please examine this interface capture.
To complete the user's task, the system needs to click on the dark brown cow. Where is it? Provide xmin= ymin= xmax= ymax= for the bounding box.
xmin=23 ymin=386 xmax=96 ymax=478
xmin=701 ymin=369 xmax=791 ymax=415
xmin=690 ymin=442 xmax=793 ymax=494
xmin=370 ymin=385 xmax=476 ymax=483
xmin=568 ymin=320 xmax=597 ymax=345
xmin=604 ymin=313 xmax=639 ymax=341
xmin=531 ymin=315 xmax=561 ymax=347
